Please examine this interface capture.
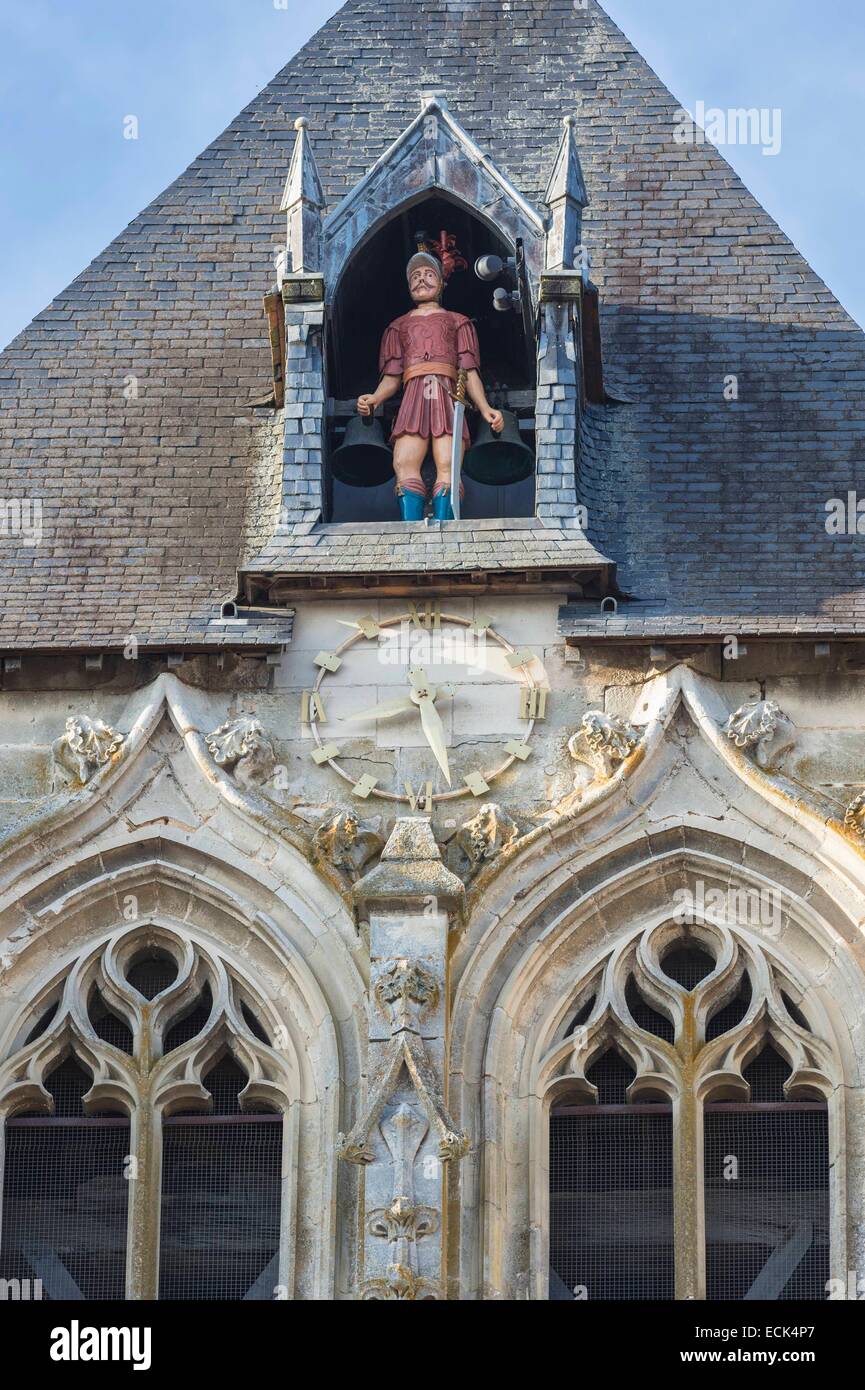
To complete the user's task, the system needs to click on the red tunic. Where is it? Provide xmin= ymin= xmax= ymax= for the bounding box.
xmin=379 ymin=309 xmax=480 ymax=444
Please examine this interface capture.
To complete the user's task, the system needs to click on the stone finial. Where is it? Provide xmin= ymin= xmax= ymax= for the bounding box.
xmin=352 ymin=817 xmax=465 ymax=915
xmin=723 ymin=699 xmax=796 ymax=771
xmin=544 ymin=114 xmax=589 ymax=271
xmin=52 ymin=715 xmax=124 ymax=786
xmin=568 ymin=710 xmax=641 ymax=782
xmin=280 ymin=116 xmax=325 ymax=275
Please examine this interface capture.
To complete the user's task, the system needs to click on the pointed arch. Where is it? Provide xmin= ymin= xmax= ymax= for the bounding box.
xmin=448 ymin=820 xmax=864 ymax=1301
xmin=0 ymin=835 xmax=366 ymax=1301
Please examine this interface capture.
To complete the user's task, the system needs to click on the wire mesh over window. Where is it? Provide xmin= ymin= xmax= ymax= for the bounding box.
xmin=550 ymin=1050 xmax=674 ymax=1301
xmin=707 ymin=974 xmax=752 ymax=1041
xmin=625 ymin=975 xmax=674 ymax=1043
xmin=126 ymin=949 xmax=178 ymax=1000
xmin=163 ymin=983 xmax=213 ymax=1053
xmin=159 ymin=1057 xmax=283 ymax=1300
xmin=0 ymin=1058 xmax=129 ymax=1300
xmin=662 ymin=944 xmax=715 ymax=990
xmin=704 ymin=1048 xmax=829 ymax=1300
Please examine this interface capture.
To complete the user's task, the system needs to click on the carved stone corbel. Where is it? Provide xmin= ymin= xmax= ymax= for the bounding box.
xmin=455 ymin=802 xmax=520 ymax=880
xmin=568 ymin=710 xmax=641 ymax=783
xmin=52 ymin=715 xmax=125 ymax=786
xmin=312 ymin=809 xmax=383 ymax=880
xmin=204 ymin=713 xmax=276 ymax=787
xmin=722 ymin=699 xmax=796 ymax=771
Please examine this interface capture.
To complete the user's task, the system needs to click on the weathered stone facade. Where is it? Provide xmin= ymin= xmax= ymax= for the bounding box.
xmin=0 ymin=0 xmax=863 ymax=1302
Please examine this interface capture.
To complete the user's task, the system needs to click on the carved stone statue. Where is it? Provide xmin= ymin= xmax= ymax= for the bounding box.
xmin=357 ymin=235 xmax=503 ymax=521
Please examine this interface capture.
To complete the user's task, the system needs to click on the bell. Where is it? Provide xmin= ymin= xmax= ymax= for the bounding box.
xmin=463 ymin=409 xmax=534 ymax=486
xmin=330 ymin=413 xmax=394 ymax=488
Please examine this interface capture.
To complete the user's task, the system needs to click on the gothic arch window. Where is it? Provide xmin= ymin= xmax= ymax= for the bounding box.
xmin=0 ymin=1054 xmax=131 ymax=1300
xmin=0 ymin=928 xmax=294 ymax=1301
xmin=327 ymin=195 xmax=536 ymax=524
xmin=547 ymin=924 xmax=835 ymax=1302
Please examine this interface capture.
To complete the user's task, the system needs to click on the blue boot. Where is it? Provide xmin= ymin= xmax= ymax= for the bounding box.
xmin=398 ymin=488 xmax=426 ymax=521
xmin=432 ymin=487 xmax=454 ymax=521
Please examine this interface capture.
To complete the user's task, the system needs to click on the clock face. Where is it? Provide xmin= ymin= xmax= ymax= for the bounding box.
xmin=304 ymin=607 xmax=548 ymax=806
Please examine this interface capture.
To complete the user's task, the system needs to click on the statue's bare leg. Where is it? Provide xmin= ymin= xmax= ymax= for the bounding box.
xmin=393 ymin=433 xmax=429 ymax=520
xmin=431 ymin=433 xmax=464 ymax=521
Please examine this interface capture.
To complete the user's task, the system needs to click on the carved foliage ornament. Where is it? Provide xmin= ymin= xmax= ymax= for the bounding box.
xmin=723 ymin=699 xmax=796 ymax=771
xmin=337 ymin=952 xmax=468 ymax=1169
xmin=568 ymin=710 xmax=641 ymax=782
xmin=374 ymin=958 xmax=439 ymax=1033
xmin=845 ymin=790 xmax=865 ymax=841
xmin=362 ymin=1102 xmax=440 ymax=1300
xmin=456 ymin=802 xmax=520 ymax=879
xmin=53 ymin=715 xmax=125 ymax=786
xmin=205 ymin=713 xmax=277 ymax=788
xmin=312 ymin=809 xmax=383 ymax=878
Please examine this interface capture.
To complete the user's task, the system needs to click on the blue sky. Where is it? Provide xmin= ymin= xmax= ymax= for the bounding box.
xmin=0 ymin=0 xmax=862 ymax=349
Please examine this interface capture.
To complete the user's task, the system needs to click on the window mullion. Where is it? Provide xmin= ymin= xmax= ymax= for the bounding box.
xmin=673 ymin=1079 xmax=706 ymax=1299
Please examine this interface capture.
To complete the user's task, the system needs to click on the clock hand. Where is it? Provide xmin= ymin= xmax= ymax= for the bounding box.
xmin=343 ymin=694 xmax=416 ymax=722
xmin=407 ymin=667 xmax=452 ymax=783
xmin=416 ymin=692 xmax=451 ymax=786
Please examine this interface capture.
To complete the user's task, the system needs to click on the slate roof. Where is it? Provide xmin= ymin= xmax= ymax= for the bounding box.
xmin=1 ymin=0 xmax=863 ymax=649
xmin=244 ymin=518 xmax=610 ymax=589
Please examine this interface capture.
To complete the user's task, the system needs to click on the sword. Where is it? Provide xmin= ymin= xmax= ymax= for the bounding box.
xmin=448 ymin=368 xmax=470 ymax=522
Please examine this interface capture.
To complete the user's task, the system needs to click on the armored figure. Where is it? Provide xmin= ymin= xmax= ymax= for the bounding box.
xmin=357 ymin=243 xmax=504 ymax=521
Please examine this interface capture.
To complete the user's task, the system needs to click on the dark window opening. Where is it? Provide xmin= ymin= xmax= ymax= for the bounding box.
xmin=550 ymin=1071 xmax=674 ymax=1300
xmin=707 ymin=973 xmax=752 ymax=1041
xmin=626 ymin=975 xmax=675 ymax=1043
xmin=662 ymin=943 xmax=715 ymax=991
xmin=24 ymin=1000 xmax=58 ymax=1045
xmin=564 ymin=994 xmax=596 ymax=1036
xmin=586 ymin=1049 xmax=635 ymax=1107
xmin=88 ymin=988 xmax=133 ymax=1055
xmin=326 ymin=196 xmax=536 ymax=523
xmin=163 ymin=983 xmax=213 ymax=1054
xmin=159 ymin=1054 xmax=282 ymax=1300
xmin=704 ymin=1045 xmax=829 ymax=1300
xmin=0 ymin=1057 xmax=129 ymax=1300
xmin=241 ymin=1001 xmax=271 ymax=1046
xmin=126 ymin=948 xmax=178 ymax=1000
xmin=781 ymin=991 xmax=811 ymax=1032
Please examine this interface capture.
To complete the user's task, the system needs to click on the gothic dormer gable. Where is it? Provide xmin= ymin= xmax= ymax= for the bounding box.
xmin=322 ymin=95 xmax=547 ymax=297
